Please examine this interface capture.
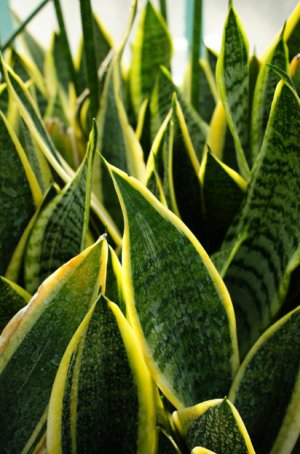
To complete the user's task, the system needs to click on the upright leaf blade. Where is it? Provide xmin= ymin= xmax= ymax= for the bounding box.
xmin=48 ymin=297 xmax=156 ymax=453
xmin=129 ymin=1 xmax=173 ymax=116
xmin=251 ymin=29 xmax=289 ymax=162
xmin=108 ymin=165 xmax=239 ymax=408
xmin=229 ymin=307 xmax=300 ymax=454
xmin=0 ymin=238 xmax=107 ymax=452
xmin=223 ymin=81 xmax=300 ymax=356
xmin=216 ymin=6 xmax=250 ymax=178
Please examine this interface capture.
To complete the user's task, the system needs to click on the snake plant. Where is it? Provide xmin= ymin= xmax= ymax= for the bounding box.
xmin=0 ymin=0 xmax=300 ymax=452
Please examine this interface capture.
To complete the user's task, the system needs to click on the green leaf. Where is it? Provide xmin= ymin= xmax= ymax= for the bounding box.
xmin=1 ymin=56 xmax=122 ymax=246
xmin=129 ymin=1 xmax=173 ymax=116
xmin=229 ymin=307 xmax=300 ymax=454
xmin=96 ymin=56 xmax=145 ymax=228
xmin=150 ymin=66 xmax=208 ymax=161
xmin=108 ymin=164 xmax=239 ymax=408
xmin=47 ymin=297 xmax=156 ymax=453
xmin=216 ymin=6 xmax=250 ymax=178
xmin=79 ymin=0 xmax=100 ymax=118
xmin=0 ymin=277 xmax=30 ymax=333
xmin=251 ymin=30 xmax=289 ymax=162
xmin=201 ymin=150 xmax=246 ymax=252
xmin=0 ymin=238 xmax=108 ymax=452
xmin=147 ymin=97 xmax=203 ymax=240
xmin=223 ymin=81 xmax=300 ymax=356
xmin=24 ymin=122 xmax=97 ymax=293
xmin=0 ymin=111 xmax=42 ymax=275
xmin=173 ymin=398 xmax=255 ymax=454
xmin=76 ymin=13 xmax=112 ymax=95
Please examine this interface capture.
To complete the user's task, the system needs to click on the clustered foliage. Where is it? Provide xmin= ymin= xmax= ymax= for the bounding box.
xmin=0 ymin=0 xmax=300 ymax=453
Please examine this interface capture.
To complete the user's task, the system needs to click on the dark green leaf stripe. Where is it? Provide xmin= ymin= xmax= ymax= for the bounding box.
xmin=48 ymin=297 xmax=156 ymax=454
xmin=0 ymin=277 xmax=30 ymax=333
xmin=173 ymin=398 xmax=255 ymax=453
xmin=0 ymin=111 xmax=42 ymax=276
xmin=150 ymin=67 xmax=208 ymax=161
xmin=24 ymin=122 xmax=97 ymax=293
xmin=251 ymin=29 xmax=288 ymax=162
xmin=223 ymin=82 xmax=300 ymax=356
xmin=216 ymin=6 xmax=250 ymax=178
xmin=129 ymin=1 xmax=172 ymax=115
xmin=0 ymin=238 xmax=107 ymax=452
xmin=109 ymin=165 xmax=239 ymax=408
xmin=229 ymin=307 xmax=300 ymax=453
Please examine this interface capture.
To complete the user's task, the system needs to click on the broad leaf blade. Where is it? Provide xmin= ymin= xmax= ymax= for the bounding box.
xmin=48 ymin=297 xmax=156 ymax=454
xmin=216 ymin=6 xmax=250 ymax=178
xmin=109 ymin=165 xmax=239 ymax=408
xmin=0 ymin=238 xmax=107 ymax=452
xmin=223 ymin=81 xmax=300 ymax=356
xmin=0 ymin=277 xmax=30 ymax=333
xmin=229 ymin=307 xmax=300 ymax=454
xmin=24 ymin=122 xmax=97 ymax=293
xmin=173 ymin=398 xmax=255 ymax=454
xmin=129 ymin=1 xmax=172 ymax=116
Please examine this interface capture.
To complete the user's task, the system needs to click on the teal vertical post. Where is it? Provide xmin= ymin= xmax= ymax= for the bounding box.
xmin=186 ymin=0 xmax=203 ymax=108
xmin=0 ymin=0 xmax=13 ymax=45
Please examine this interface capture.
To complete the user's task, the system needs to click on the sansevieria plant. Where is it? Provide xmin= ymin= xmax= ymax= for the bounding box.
xmin=0 ymin=0 xmax=300 ymax=452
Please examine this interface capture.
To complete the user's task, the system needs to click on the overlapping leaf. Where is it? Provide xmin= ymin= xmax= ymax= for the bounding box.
xmin=96 ymin=56 xmax=145 ymax=228
xmin=150 ymin=66 xmax=208 ymax=160
xmin=229 ymin=307 xmax=300 ymax=454
xmin=1 ymin=57 xmax=122 ymax=246
xmin=173 ymin=398 xmax=255 ymax=454
xmin=48 ymin=296 xmax=156 ymax=453
xmin=109 ymin=164 xmax=239 ymax=408
xmin=0 ymin=238 xmax=107 ymax=452
xmin=24 ymin=122 xmax=97 ymax=293
xmin=223 ymin=81 xmax=300 ymax=356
